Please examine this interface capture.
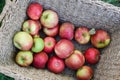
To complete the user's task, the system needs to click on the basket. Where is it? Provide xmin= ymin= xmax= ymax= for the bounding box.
xmin=0 ymin=0 xmax=120 ymax=80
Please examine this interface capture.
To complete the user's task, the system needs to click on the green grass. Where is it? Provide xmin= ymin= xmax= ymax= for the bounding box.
xmin=0 ymin=73 xmax=14 ymax=80
xmin=0 ymin=0 xmax=5 ymax=14
xmin=102 ymin=0 xmax=120 ymax=7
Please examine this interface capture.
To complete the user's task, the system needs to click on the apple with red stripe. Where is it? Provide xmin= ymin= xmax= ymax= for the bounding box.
xmin=84 ymin=48 xmax=100 ymax=64
xmin=54 ymin=39 xmax=74 ymax=59
xmin=43 ymin=24 xmax=59 ymax=37
xmin=75 ymin=27 xmax=90 ymax=44
xmin=47 ymin=56 xmax=65 ymax=74
xmin=22 ymin=20 xmax=41 ymax=36
xmin=59 ymin=22 xmax=74 ymax=40
xmin=40 ymin=10 xmax=59 ymax=28
xmin=76 ymin=66 xmax=93 ymax=80
xmin=13 ymin=31 xmax=33 ymax=51
xmin=91 ymin=29 xmax=111 ymax=48
xmin=65 ymin=50 xmax=85 ymax=70
xmin=44 ymin=37 xmax=56 ymax=54
xmin=33 ymin=51 xmax=48 ymax=69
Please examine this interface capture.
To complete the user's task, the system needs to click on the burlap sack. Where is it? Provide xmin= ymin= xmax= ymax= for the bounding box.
xmin=0 ymin=0 xmax=120 ymax=80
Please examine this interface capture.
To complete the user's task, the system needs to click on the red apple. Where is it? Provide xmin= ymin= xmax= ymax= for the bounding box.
xmin=27 ymin=3 xmax=43 ymax=20
xmin=22 ymin=20 xmax=41 ymax=36
xmin=54 ymin=39 xmax=74 ymax=59
xmin=15 ymin=51 xmax=33 ymax=67
xmin=47 ymin=56 xmax=65 ymax=74
xmin=75 ymin=27 xmax=90 ymax=44
xmin=13 ymin=31 xmax=33 ymax=50
xmin=59 ymin=22 xmax=74 ymax=40
xmin=43 ymin=24 xmax=59 ymax=37
xmin=91 ymin=29 xmax=111 ymax=48
xmin=76 ymin=66 xmax=93 ymax=80
xmin=40 ymin=10 xmax=59 ymax=28
xmin=44 ymin=37 xmax=56 ymax=54
xmin=33 ymin=51 xmax=48 ymax=69
xmin=65 ymin=50 xmax=85 ymax=70
xmin=84 ymin=48 xmax=100 ymax=64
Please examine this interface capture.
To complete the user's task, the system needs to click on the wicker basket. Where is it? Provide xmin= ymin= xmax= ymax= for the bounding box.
xmin=0 ymin=0 xmax=120 ymax=80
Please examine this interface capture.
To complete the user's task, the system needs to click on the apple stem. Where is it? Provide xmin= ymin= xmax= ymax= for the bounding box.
xmin=89 ymin=28 xmax=96 ymax=35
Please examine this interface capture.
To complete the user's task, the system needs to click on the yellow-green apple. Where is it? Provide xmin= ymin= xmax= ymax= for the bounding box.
xmin=84 ymin=48 xmax=100 ymax=64
xmin=65 ymin=50 xmax=85 ymax=70
xmin=13 ymin=31 xmax=33 ymax=50
xmin=54 ymin=39 xmax=74 ymax=59
xmin=76 ymin=66 xmax=93 ymax=80
xmin=91 ymin=29 xmax=110 ymax=48
xmin=15 ymin=51 xmax=33 ymax=67
xmin=32 ymin=36 xmax=44 ymax=53
xmin=47 ymin=56 xmax=65 ymax=74
xmin=59 ymin=22 xmax=74 ymax=40
xmin=40 ymin=10 xmax=58 ymax=28
xmin=22 ymin=20 xmax=41 ymax=36
xmin=27 ymin=3 xmax=43 ymax=20
xmin=75 ymin=27 xmax=90 ymax=44
xmin=44 ymin=37 xmax=56 ymax=54
xmin=43 ymin=24 xmax=59 ymax=37
xmin=33 ymin=51 xmax=48 ymax=69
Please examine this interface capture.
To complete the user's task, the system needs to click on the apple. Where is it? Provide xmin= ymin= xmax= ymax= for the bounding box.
xmin=27 ymin=3 xmax=43 ymax=20
xmin=65 ymin=50 xmax=85 ymax=70
xmin=59 ymin=22 xmax=74 ymax=40
xmin=40 ymin=10 xmax=59 ymax=28
xmin=84 ymin=48 xmax=100 ymax=64
xmin=76 ymin=66 xmax=93 ymax=80
xmin=33 ymin=51 xmax=48 ymax=69
xmin=15 ymin=51 xmax=33 ymax=67
xmin=32 ymin=36 xmax=44 ymax=53
xmin=22 ymin=20 xmax=41 ymax=36
xmin=13 ymin=31 xmax=33 ymax=50
xmin=54 ymin=39 xmax=74 ymax=59
xmin=75 ymin=27 xmax=90 ymax=44
xmin=43 ymin=24 xmax=59 ymax=37
xmin=44 ymin=37 xmax=56 ymax=54
xmin=91 ymin=29 xmax=111 ymax=48
xmin=47 ymin=56 xmax=65 ymax=74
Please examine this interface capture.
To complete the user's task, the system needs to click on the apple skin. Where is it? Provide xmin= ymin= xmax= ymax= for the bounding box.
xmin=91 ymin=29 xmax=111 ymax=48
xmin=47 ymin=56 xmax=65 ymax=74
xmin=27 ymin=3 xmax=43 ymax=20
xmin=59 ymin=22 xmax=74 ymax=40
xmin=54 ymin=39 xmax=74 ymax=59
xmin=32 ymin=36 xmax=44 ymax=53
xmin=76 ymin=66 xmax=93 ymax=80
xmin=13 ymin=31 xmax=33 ymax=51
xmin=33 ymin=51 xmax=48 ymax=69
xmin=43 ymin=24 xmax=59 ymax=37
xmin=65 ymin=50 xmax=85 ymax=70
xmin=15 ymin=51 xmax=33 ymax=67
xmin=40 ymin=10 xmax=59 ymax=28
xmin=22 ymin=20 xmax=41 ymax=36
xmin=44 ymin=37 xmax=56 ymax=54
xmin=75 ymin=27 xmax=90 ymax=44
xmin=84 ymin=48 xmax=100 ymax=64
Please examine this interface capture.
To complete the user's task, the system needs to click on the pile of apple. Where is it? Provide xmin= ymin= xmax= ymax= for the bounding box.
xmin=13 ymin=2 xmax=111 ymax=80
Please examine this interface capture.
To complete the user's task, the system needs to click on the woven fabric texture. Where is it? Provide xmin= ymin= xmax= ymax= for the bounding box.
xmin=0 ymin=0 xmax=120 ymax=80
